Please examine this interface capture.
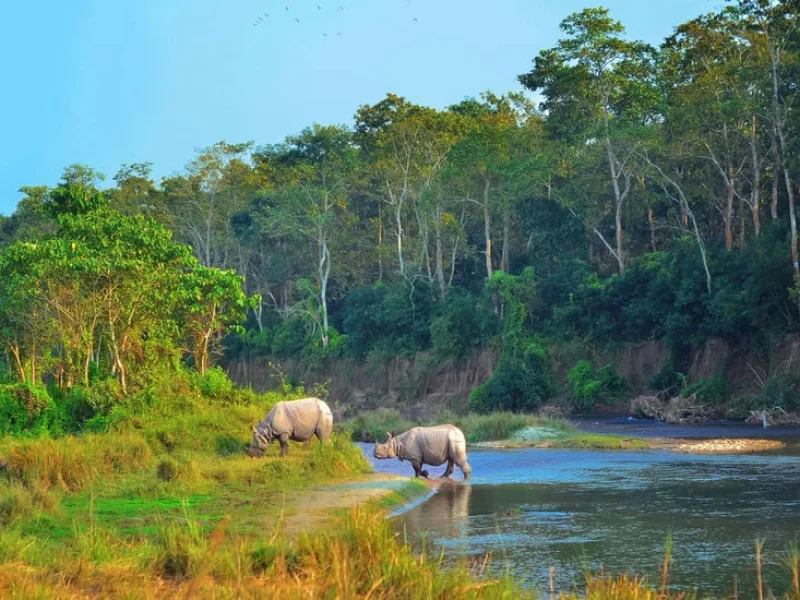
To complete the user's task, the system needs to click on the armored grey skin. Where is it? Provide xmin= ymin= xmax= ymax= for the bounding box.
xmin=373 ymin=424 xmax=471 ymax=480
xmin=248 ymin=397 xmax=333 ymax=458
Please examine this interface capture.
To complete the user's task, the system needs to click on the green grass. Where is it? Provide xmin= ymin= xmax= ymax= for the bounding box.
xmin=342 ymin=409 xmax=648 ymax=449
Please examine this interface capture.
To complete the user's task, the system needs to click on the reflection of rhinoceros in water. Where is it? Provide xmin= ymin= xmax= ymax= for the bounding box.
xmin=401 ymin=482 xmax=472 ymax=541
xmin=373 ymin=425 xmax=471 ymax=479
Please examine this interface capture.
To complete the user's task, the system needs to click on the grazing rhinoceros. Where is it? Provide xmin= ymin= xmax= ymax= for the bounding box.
xmin=248 ymin=397 xmax=333 ymax=458
xmin=373 ymin=424 xmax=471 ymax=480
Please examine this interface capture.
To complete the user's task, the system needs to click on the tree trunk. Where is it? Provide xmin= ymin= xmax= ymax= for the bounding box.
xmin=770 ymin=45 xmax=800 ymax=286
xmin=108 ymin=317 xmax=127 ymax=395
xmin=434 ymin=205 xmax=446 ymax=299
xmin=8 ymin=343 xmax=25 ymax=383
xmin=740 ymin=198 xmax=747 ymax=249
xmin=648 ymin=207 xmax=657 ymax=252
xmin=606 ymin=142 xmax=629 ymax=275
xmin=395 ymin=202 xmax=405 ymax=277
xmin=500 ymin=210 xmax=510 ymax=273
xmin=750 ymin=116 xmax=761 ymax=237
xmin=319 ymin=239 xmax=331 ymax=348
xmin=772 ymin=170 xmax=779 ymax=220
xmin=725 ymin=173 xmax=735 ymax=251
xmin=378 ymin=206 xmax=383 ymax=281
xmin=771 ymin=123 xmax=780 ymax=221
xmin=482 ymin=178 xmax=493 ymax=278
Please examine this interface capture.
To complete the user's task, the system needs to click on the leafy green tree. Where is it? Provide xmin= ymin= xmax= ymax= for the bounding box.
xmin=256 ymin=125 xmax=358 ymax=348
xmin=520 ymin=8 xmax=658 ymax=274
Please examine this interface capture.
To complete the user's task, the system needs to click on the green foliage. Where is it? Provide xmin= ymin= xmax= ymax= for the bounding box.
xmin=470 ymin=270 xmax=554 ymax=412
xmin=342 ymin=408 xmax=416 ymax=443
xmin=0 ymin=385 xmax=59 ymax=437
xmin=341 ymin=281 xmax=435 ymax=359
xmin=748 ymin=373 xmax=800 ymax=412
xmin=430 ymin=288 xmax=498 ymax=360
xmin=681 ymin=376 xmax=729 ymax=405
xmin=447 ymin=411 xmax=534 ymax=443
xmin=192 ymin=366 xmax=235 ymax=400
xmin=567 ymin=361 xmax=629 ymax=411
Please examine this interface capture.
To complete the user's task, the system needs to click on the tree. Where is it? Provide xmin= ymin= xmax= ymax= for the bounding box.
xmin=520 ymin=8 xmax=659 ymax=274
xmin=256 ymin=125 xmax=358 ymax=348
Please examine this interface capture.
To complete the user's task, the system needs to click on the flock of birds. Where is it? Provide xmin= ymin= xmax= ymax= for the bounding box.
xmin=252 ymin=2 xmax=419 ymax=35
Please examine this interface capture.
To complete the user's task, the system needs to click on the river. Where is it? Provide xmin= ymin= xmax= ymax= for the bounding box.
xmin=359 ymin=419 xmax=800 ymax=597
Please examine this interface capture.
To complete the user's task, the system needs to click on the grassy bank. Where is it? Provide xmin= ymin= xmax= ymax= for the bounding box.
xmin=0 ymin=380 xmax=797 ymax=598
xmin=1 ymin=501 xmax=796 ymax=599
xmin=342 ymin=408 xmax=646 ymax=449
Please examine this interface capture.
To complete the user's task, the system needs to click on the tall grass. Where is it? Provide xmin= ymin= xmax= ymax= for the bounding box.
xmin=0 ymin=505 xmax=797 ymax=599
xmin=342 ymin=408 xmax=538 ymax=443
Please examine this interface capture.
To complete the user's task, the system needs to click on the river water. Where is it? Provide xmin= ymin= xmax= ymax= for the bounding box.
xmin=359 ymin=419 xmax=800 ymax=597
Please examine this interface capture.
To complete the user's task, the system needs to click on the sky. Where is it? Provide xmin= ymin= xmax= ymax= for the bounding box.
xmin=0 ymin=0 xmax=723 ymax=215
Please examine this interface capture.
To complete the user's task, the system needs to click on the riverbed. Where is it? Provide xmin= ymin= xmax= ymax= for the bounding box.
xmin=359 ymin=419 xmax=800 ymax=597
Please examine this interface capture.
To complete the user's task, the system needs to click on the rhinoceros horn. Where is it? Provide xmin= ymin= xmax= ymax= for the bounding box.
xmin=251 ymin=425 xmax=257 ymax=433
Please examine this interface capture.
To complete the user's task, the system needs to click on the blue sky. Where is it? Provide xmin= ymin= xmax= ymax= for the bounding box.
xmin=0 ymin=0 xmax=720 ymax=215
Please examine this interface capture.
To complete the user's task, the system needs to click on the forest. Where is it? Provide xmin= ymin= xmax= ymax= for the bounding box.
xmin=2 ymin=1 xmax=800 ymax=423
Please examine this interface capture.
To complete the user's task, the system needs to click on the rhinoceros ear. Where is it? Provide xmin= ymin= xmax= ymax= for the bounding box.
xmin=251 ymin=425 xmax=257 ymax=434
xmin=385 ymin=431 xmax=393 ymax=442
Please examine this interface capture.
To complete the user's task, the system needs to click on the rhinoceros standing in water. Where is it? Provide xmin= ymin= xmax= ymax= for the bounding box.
xmin=373 ymin=424 xmax=471 ymax=479
xmin=248 ymin=397 xmax=333 ymax=457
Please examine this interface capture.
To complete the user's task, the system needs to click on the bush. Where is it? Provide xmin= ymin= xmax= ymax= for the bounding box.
xmin=5 ymin=433 xmax=152 ymax=491
xmin=193 ymin=366 xmax=235 ymax=399
xmin=0 ymin=384 xmax=59 ymax=436
xmin=470 ymin=271 xmax=553 ymax=413
xmin=430 ymin=288 xmax=498 ymax=360
xmin=470 ymin=341 xmax=553 ymax=413
xmin=751 ymin=373 xmax=800 ymax=411
xmin=567 ymin=361 xmax=629 ymax=411
xmin=681 ymin=376 xmax=729 ymax=405
xmin=157 ymin=458 xmax=180 ymax=482
xmin=342 ymin=408 xmax=416 ymax=443
xmin=449 ymin=411 xmax=533 ymax=443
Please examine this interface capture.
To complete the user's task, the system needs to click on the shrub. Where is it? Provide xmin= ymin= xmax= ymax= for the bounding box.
xmin=567 ymin=361 xmax=628 ymax=411
xmin=750 ymin=373 xmax=800 ymax=411
xmin=449 ymin=411 xmax=533 ymax=443
xmin=5 ymin=433 xmax=151 ymax=491
xmin=470 ymin=270 xmax=554 ymax=413
xmin=0 ymin=384 xmax=59 ymax=436
xmin=193 ymin=366 xmax=235 ymax=399
xmin=157 ymin=458 xmax=180 ymax=482
xmin=341 ymin=408 xmax=416 ymax=442
xmin=470 ymin=341 xmax=553 ymax=413
xmin=681 ymin=376 xmax=729 ymax=405
xmin=430 ymin=288 xmax=497 ymax=360
xmin=300 ymin=433 xmax=371 ymax=479
xmin=215 ymin=433 xmax=243 ymax=457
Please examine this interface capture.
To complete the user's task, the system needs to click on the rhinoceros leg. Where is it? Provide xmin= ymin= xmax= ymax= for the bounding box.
xmin=442 ymin=460 xmax=455 ymax=478
xmin=460 ymin=461 xmax=471 ymax=480
xmin=410 ymin=459 xmax=429 ymax=478
xmin=278 ymin=433 xmax=290 ymax=457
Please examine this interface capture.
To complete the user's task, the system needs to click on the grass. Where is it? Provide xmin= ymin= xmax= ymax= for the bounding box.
xmin=0 ymin=502 xmax=797 ymax=599
xmin=343 ymin=409 xmax=648 ymax=449
xmin=2 ymin=374 xmax=791 ymax=598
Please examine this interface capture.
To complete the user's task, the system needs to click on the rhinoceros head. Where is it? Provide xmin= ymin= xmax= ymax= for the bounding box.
xmin=373 ymin=432 xmax=397 ymax=459
xmin=247 ymin=425 xmax=274 ymax=457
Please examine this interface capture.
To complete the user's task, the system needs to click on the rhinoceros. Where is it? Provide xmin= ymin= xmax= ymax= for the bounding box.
xmin=247 ymin=397 xmax=333 ymax=458
xmin=373 ymin=424 xmax=471 ymax=479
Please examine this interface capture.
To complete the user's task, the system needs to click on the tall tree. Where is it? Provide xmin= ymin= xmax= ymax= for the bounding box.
xmin=519 ymin=8 xmax=658 ymax=274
